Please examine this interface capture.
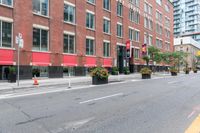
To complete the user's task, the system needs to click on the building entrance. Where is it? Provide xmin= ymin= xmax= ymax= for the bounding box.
xmin=117 ymin=45 xmax=126 ymax=73
xmin=0 ymin=66 xmax=9 ymax=80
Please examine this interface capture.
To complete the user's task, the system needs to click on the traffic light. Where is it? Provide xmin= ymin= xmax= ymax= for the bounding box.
xmin=126 ymin=40 xmax=131 ymax=58
xmin=142 ymin=44 xmax=147 ymax=55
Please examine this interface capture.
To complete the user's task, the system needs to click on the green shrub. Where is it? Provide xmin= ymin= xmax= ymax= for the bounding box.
xmin=140 ymin=67 xmax=152 ymax=75
xmin=123 ymin=67 xmax=130 ymax=74
xmin=90 ymin=67 xmax=109 ymax=79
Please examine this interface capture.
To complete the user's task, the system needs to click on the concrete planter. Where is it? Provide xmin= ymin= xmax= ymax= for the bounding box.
xmin=92 ymin=76 xmax=108 ymax=85
xmin=8 ymin=73 xmax=16 ymax=83
xmin=171 ymin=72 xmax=177 ymax=76
xmin=142 ymin=74 xmax=151 ymax=79
xmin=185 ymin=71 xmax=189 ymax=74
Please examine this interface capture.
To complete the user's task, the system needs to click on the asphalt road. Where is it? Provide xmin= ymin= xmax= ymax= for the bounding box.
xmin=0 ymin=73 xmax=200 ymax=133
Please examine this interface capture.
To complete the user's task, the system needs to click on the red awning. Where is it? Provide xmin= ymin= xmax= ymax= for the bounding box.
xmin=32 ymin=52 xmax=50 ymax=66
xmin=85 ymin=57 xmax=96 ymax=67
xmin=63 ymin=55 xmax=78 ymax=67
xmin=0 ymin=49 xmax=14 ymax=65
xmin=103 ymin=58 xmax=112 ymax=67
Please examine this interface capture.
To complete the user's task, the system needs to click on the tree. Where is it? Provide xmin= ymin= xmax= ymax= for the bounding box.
xmin=142 ymin=55 xmax=150 ymax=67
xmin=148 ymin=46 xmax=160 ymax=64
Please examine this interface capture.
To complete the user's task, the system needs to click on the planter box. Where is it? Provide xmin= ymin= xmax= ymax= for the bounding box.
xmin=124 ymin=72 xmax=130 ymax=75
xmin=142 ymin=74 xmax=151 ymax=79
xmin=8 ymin=73 xmax=16 ymax=83
xmin=111 ymin=71 xmax=118 ymax=75
xmin=171 ymin=72 xmax=177 ymax=76
xmin=92 ymin=76 xmax=108 ymax=85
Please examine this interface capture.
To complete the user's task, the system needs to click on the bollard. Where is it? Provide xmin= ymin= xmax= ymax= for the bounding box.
xmin=33 ymin=75 xmax=39 ymax=86
xmin=118 ymin=71 xmax=120 ymax=81
xmin=68 ymin=73 xmax=71 ymax=88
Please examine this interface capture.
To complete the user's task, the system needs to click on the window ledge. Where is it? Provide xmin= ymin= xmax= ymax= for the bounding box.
xmin=103 ymin=8 xmax=111 ymax=13
xmin=116 ymin=36 xmax=123 ymax=39
xmin=86 ymin=28 xmax=95 ymax=31
xmin=103 ymin=57 xmax=112 ymax=59
xmin=0 ymin=3 xmax=13 ymax=8
xmin=117 ymin=15 xmax=123 ymax=18
xmin=103 ymin=32 xmax=111 ymax=36
xmin=0 ymin=47 xmax=15 ymax=50
xmin=87 ymin=1 xmax=96 ymax=6
xmin=63 ymin=53 xmax=77 ymax=56
xmin=33 ymin=12 xmax=50 ymax=19
xmin=32 ymin=50 xmax=51 ymax=53
xmin=63 ymin=21 xmax=76 ymax=26
xmin=85 ymin=55 xmax=96 ymax=57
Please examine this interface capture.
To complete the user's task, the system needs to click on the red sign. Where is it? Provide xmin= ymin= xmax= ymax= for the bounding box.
xmin=126 ymin=40 xmax=131 ymax=50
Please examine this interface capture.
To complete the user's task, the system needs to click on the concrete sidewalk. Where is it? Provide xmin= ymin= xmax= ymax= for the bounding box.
xmin=0 ymin=72 xmax=171 ymax=93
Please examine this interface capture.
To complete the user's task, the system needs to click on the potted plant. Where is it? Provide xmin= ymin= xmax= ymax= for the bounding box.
xmin=32 ymin=68 xmax=40 ymax=77
xmin=169 ymin=67 xmax=178 ymax=76
xmin=8 ymin=66 xmax=16 ymax=83
xmin=193 ymin=68 xmax=198 ymax=73
xmin=123 ymin=67 xmax=130 ymax=75
xmin=183 ymin=67 xmax=190 ymax=74
xmin=111 ymin=67 xmax=119 ymax=75
xmin=140 ymin=67 xmax=152 ymax=79
xmin=90 ymin=67 xmax=109 ymax=85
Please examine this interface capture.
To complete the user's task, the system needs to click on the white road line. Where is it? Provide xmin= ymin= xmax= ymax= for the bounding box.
xmin=187 ymin=111 xmax=196 ymax=119
xmin=168 ymin=81 xmax=181 ymax=84
xmin=79 ymin=93 xmax=124 ymax=104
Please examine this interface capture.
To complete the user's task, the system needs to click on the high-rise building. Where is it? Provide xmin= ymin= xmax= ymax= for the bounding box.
xmin=173 ymin=0 xmax=200 ymax=43
xmin=0 ymin=0 xmax=174 ymax=80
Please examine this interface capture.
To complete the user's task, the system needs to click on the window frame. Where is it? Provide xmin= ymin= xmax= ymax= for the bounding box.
xmin=0 ymin=19 xmax=13 ymax=48
xmin=32 ymin=0 xmax=49 ymax=17
xmin=0 ymin=0 xmax=13 ymax=7
xmin=63 ymin=32 xmax=76 ymax=54
xmin=64 ymin=1 xmax=76 ymax=24
xmin=32 ymin=27 xmax=49 ymax=52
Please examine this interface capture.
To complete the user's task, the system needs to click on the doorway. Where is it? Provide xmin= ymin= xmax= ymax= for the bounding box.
xmin=117 ymin=45 xmax=126 ymax=73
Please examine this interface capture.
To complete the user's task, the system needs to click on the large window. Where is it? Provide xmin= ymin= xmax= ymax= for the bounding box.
xmin=117 ymin=23 xmax=123 ymax=37
xmin=86 ymin=38 xmax=95 ymax=55
xmin=64 ymin=34 xmax=75 ymax=54
xmin=86 ymin=12 xmax=95 ymax=29
xmin=33 ymin=0 xmax=49 ymax=16
xmin=129 ymin=28 xmax=134 ymax=41
xmin=134 ymin=30 xmax=140 ymax=42
xmin=134 ymin=49 xmax=140 ymax=59
xmin=0 ymin=21 xmax=12 ymax=48
xmin=33 ymin=28 xmax=48 ymax=51
xmin=103 ymin=18 xmax=110 ymax=34
xmin=0 ymin=0 xmax=13 ymax=6
xmin=103 ymin=41 xmax=110 ymax=57
xmin=103 ymin=0 xmax=110 ymax=11
xmin=117 ymin=2 xmax=123 ymax=16
xmin=64 ymin=3 xmax=75 ymax=24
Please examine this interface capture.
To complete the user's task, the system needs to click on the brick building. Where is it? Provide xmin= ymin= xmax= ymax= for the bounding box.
xmin=0 ymin=0 xmax=174 ymax=80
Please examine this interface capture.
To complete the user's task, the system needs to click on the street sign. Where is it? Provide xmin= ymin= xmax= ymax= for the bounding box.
xmin=15 ymin=33 xmax=24 ymax=48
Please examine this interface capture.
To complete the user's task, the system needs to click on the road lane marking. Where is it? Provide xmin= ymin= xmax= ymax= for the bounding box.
xmin=185 ymin=114 xmax=200 ymax=133
xmin=64 ymin=117 xmax=94 ymax=131
xmin=188 ymin=111 xmax=196 ymax=119
xmin=79 ymin=93 xmax=123 ymax=104
xmin=168 ymin=81 xmax=181 ymax=84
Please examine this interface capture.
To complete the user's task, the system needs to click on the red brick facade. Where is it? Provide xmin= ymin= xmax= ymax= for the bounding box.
xmin=0 ymin=0 xmax=174 ymax=79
